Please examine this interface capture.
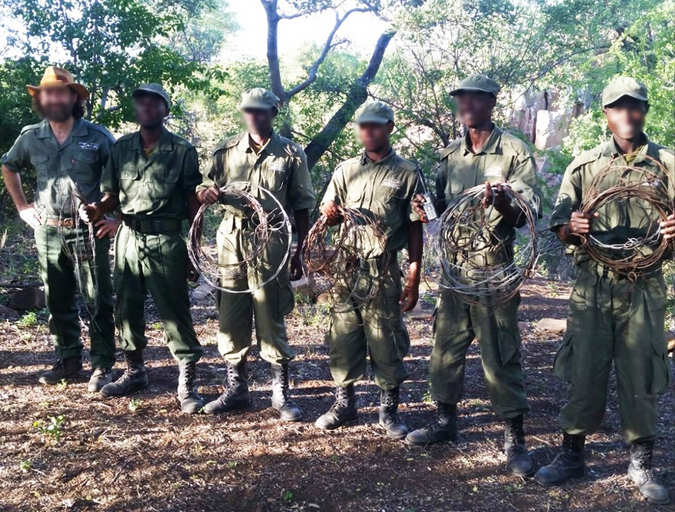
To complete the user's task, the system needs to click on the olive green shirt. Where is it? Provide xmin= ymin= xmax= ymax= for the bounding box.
xmin=550 ymin=135 xmax=675 ymax=265
xmin=101 ymin=129 xmax=201 ymax=220
xmin=2 ymin=119 xmax=114 ymax=218
xmin=322 ymin=149 xmax=424 ymax=252
xmin=198 ymin=131 xmax=315 ymax=216
xmin=436 ymin=126 xmax=540 ymax=259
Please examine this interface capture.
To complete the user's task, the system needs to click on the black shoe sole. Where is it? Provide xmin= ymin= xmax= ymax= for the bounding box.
xmin=534 ymin=468 xmax=585 ymax=487
xmin=315 ymin=412 xmax=359 ymax=430
xmin=100 ymin=382 xmax=149 ymax=398
xmin=204 ymin=399 xmax=252 ymax=415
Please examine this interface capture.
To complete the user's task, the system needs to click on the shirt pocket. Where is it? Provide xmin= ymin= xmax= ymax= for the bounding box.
xmin=262 ymin=158 xmax=289 ymax=192
xmin=71 ymin=151 xmax=99 ymax=186
xmin=120 ymin=163 xmax=141 ymax=181
xmin=31 ymin=154 xmax=50 ymax=187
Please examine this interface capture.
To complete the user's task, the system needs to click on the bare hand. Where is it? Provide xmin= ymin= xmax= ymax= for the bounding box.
xmin=186 ymin=259 xmax=199 ymax=282
xmin=290 ymin=253 xmax=303 ymax=281
xmin=321 ymin=200 xmax=341 ymax=226
xmin=79 ymin=203 xmax=101 ymax=224
xmin=400 ymin=283 xmax=419 ymax=312
xmin=197 ymin=186 xmax=220 ymax=205
xmin=569 ymin=211 xmax=598 ymax=235
xmin=412 ymin=193 xmax=429 ymax=222
xmin=94 ymin=218 xmax=121 ymax=239
xmin=18 ymin=205 xmax=41 ymax=229
xmin=661 ymin=213 xmax=675 ymax=241
xmin=482 ymin=181 xmax=508 ymax=209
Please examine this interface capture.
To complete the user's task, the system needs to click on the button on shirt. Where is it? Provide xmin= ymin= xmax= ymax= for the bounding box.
xmin=322 ymin=149 xmax=424 ymax=252
xmin=2 ymin=119 xmax=115 ymax=218
xmin=101 ymin=129 xmax=201 ymax=220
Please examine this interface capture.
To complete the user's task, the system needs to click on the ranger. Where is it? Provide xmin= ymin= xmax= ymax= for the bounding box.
xmin=80 ymin=84 xmax=204 ymax=413
xmin=315 ymin=101 xmax=424 ymax=439
xmin=408 ymin=75 xmax=540 ymax=478
xmin=197 ymin=88 xmax=315 ymax=421
xmin=1 ymin=66 xmax=116 ymax=392
xmin=536 ymin=77 xmax=674 ymax=505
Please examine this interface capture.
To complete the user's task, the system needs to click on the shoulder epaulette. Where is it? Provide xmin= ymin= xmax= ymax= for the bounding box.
xmin=212 ymin=133 xmax=243 ymax=156
xmin=440 ymin=139 xmax=463 ymax=159
xmin=18 ymin=123 xmax=42 ymax=136
xmin=567 ymin=146 xmax=604 ymax=173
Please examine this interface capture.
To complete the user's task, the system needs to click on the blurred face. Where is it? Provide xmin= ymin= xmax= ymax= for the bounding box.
xmin=454 ymin=91 xmax=496 ymax=128
xmin=134 ymin=93 xmax=168 ymax=129
xmin=242 ymin=108 xmax=275 ymax=136
xmin=604 ymin=97 xmax=647 ymax=140
xmin=358 ymin=122 xmax=393 ymax=152
xmin=38 ymin=86 xmax=78 ymax=122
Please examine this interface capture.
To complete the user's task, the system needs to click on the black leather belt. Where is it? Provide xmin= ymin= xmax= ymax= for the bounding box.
xmin=122 ymin=215 xmax=182 ymax=234
xmin=44 ymin=218 xmax=83 ymax=228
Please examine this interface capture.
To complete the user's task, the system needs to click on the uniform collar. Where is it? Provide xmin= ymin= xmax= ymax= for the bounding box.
xmin=131 ymin=127 xmax=173 ymax=153
xmin=605 ymin=133 xmax=656 ymax=161
xmin=463 ymin=124 xmax=502 ymax=155
xmin=36 ymin=118 xmax=86 ymax=139
xmin=239 ymin=130 xmax=280 ymax=155
xmin=360 ymin=147 xmax=396 ymax=166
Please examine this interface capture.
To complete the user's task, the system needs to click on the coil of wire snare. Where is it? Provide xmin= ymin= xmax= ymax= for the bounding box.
xmin=188 ymin=183 xmax=292 ymax=294
xmin=302 ymin=206 xmax=390 ymax=307
xmin=435 ymin=183 xmax=539 ymax=306
xmin=578 ymin=154 xmax=673 ymax=276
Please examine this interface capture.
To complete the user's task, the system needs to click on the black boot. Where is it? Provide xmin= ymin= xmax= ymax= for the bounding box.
xmin=504 ymin=415 xmax=534 ymax=477
xmin=405 ymin=402 xmax=457 ymax=446
xmin=271 ymin=363 xmax=302 ymax=422
xmin=628 ymin=440 xmax=670 ymax=505
xmin=87 ymin=367 xmax=113 ymax=392
xmin=100 ymin=350 xmax=149 ymax=397
xmin=535 ymin=433 xmax=585 ymax=486
xmin=39 ymin=357 xmax=83 ymax=385
xmin=203 ymin=360 xmax=251 ymax=414
xmin=315 ymin=384 xmax=358 ymax=430
xmin=379 ymin=387 xmax=408 ymax=440
xmin=177 ymin=361 xmax=204 ymax=414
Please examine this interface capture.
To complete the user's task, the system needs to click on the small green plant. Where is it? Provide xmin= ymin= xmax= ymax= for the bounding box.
xmin=19 ymin=460 xmax=32 ymax=472
xmin=56 ymin=379 xmax=68 ymax=391
xmin=282 ymin=490 xmax=293 ymax=502
xmin=18 ymin=311 xmax=38 ymax=327
xmin=128 ymin=398 xmax=141 ymax=413
xmin=151 ymin=322 xmax=162 ymax=330
xmin=227 ymin=461 xmax=237 ymax=469
xmin=422 ymin=383 xmax=433 ymax=404
xmin=33 ymin=415 xmax=66 ymax=442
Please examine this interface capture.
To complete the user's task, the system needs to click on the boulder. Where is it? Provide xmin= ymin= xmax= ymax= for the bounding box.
xmin=535 ymin=318 xmax=567 ymax=334
xmin=0 ymin=304 xmax=20 ymax=320
xmin=535 ymin=110 xmax=568 ymax=150
xmin=8 ymin=288 xmax=46 ymax=310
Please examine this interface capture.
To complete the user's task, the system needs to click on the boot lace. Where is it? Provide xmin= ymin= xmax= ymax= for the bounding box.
xmin=329 ymin=386 xmax=350 ymax=413
xmin=180 ymin=363 xmax=198 ymax=396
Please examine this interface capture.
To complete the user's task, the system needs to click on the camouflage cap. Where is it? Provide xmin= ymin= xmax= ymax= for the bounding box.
xmin=240 ymin=88 xmax=280 ymax=110
xmin=132 ymin=83 xmax=171 ymax=108
xmin=449 ymin=74 xmax=500 ymax=97
xmin=355 ymin=101 xmax=395 ymax=124
xmin=602 ymin=76 xmax=648 ymax=107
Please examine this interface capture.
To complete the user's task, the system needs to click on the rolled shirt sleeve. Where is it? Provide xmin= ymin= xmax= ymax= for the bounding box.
xmin=286 ymin=147 xmax=316 ymax=211
xmin=507 ymin=151 xmax=542 ymax=218
xmin=549 ymin=159 xmax=583 ymax=230
xmin=1 ymin=134 xmax=29 ymax=173
xmin=321 ymin=164 xmax=347 ymax=207
xmin=408 ymin=170 xmax=425 ymax=223
xmin=100 ymin=144 xmax=120 ymax=196
xmin=183 ymin=147 xmax=202 ymax=197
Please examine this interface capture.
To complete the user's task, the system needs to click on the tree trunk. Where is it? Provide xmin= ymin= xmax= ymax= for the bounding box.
xmin=304 ymin=30 xmax=396 ymax=170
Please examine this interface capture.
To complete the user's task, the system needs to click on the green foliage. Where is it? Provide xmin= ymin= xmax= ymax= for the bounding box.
xmin=18 ymin=311 xmax=37 ymax=328
xmin=33 ymin=414 xmax=66 ymax=442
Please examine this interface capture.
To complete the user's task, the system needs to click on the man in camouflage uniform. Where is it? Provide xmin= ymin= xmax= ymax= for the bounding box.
xmin=1 ymin=66 xmax=115 ymax=391
xmin=535 ymin=77 xmax=674 ymax=505
xmin=315 ymin=101 xmax=424 ymax=439
xmin=407 ymin=75 xmax=539 ymax=477
xmin=197 ymin=88 xmax=315 ymax=421
xmin=80 ymin=84 xmax=204 ymax=413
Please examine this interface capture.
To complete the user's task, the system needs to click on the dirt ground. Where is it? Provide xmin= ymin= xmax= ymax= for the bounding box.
xmin=1 ymin=257 xmax=674 ymax=512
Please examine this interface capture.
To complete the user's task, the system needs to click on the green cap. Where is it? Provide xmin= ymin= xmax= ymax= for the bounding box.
xmin=355 ymin=101 xmax=395 ymax=124
xmin=240 ymin=88 xmax=280 ymax=110
xmin=449 ymin=74 xmax=500 ymax=97
xmin=602 ymin=76 xmax=648 ymax=107
xmin=132 ymin=83 xmax=171 ymax=108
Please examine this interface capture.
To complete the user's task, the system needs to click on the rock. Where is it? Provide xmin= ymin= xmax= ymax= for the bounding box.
xmin=0 ymin=304 xmax=20 ymax=320
xmin=535 ymin=318 xmax=567 ymax=334
xmin=316 ymin=292 xmax=331 ymax=305
xmin=292 ymin=276 xmax=316 ymax=303
xmin=535 ymin=110 xmax=569 ymax=150
xmin=518 ymin=321 xmax=530 ymax=332
xmin=8 ymin=288 xmax=46 ymax=310
xmin=191 ymin=282 xmax=214 ymax=302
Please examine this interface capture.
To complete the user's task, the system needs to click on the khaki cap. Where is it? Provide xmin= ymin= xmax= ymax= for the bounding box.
xmin=449 ymin=74 xmax=500 ymax=97
xmin=355 ymin=101 xmax=395 ymax=124
xmin=27 ymin=66 xmax=89 ymax=101
xmin=240 ymin=88 xmax=280 ymax=110
xmin=132 ymin=83 xmax=171 ymax=108
xmin=602 ymin=76 xmax=648 ymax=107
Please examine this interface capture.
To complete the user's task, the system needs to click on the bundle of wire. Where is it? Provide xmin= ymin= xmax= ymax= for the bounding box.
xmin=435 ymin=184 xmax=539 ymax=306
xmin=302 ymin=206 xmax=389 ymax=308
xmin=60 ymin=190 xmax=99 ymax=317
xmin=578 ymin=155 xmax=673 ymax=277
xmin=188 ymin=183 xmax=292 ymax=293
